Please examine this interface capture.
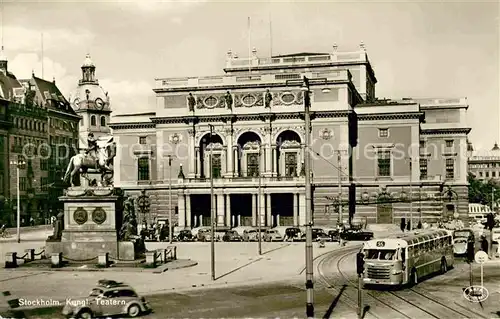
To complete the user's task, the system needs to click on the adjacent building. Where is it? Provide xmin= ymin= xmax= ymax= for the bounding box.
xmin=0 ymin=50 xmax=80 ymax=226
xmin=468 ymin=142 xmax=500 ymax=181
xmin=109 ymin=44 xmax=471 ymax=227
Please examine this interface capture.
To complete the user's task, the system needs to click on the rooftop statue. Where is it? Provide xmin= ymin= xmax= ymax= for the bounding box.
xmin=63 ymin=132 xmax=116 ymax=188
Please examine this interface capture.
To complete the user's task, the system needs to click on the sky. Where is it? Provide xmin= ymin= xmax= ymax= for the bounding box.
xmin=1 ymin=0 xmax=498 ymax=150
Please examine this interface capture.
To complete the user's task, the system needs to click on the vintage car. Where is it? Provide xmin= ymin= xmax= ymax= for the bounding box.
xmin=197 ymin=229 xmax=213 ymax=242
xmin=62 ymin=280 xmax=150 ymax=318
xmin=453 ymin=229 xmax=474 ymax=255
xmin=243 ymin=229 xmax=261 ymax=242
xmin=263 ymin=229 xmax=283 ymax=241
xmin=340 ymin=229 xmax=374 ymax=241
xmin=222 ymin=230 xmax=243 ymax=242
xmin=176 ymin=230 xmax=194 ymax=242
xmin=300 ymin=228 xmax=332 ymax=242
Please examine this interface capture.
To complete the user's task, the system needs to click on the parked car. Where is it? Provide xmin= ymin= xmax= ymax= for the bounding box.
xmin=232 ymin=226 xmax=256 ymax=237
xmin=223 ymin=230 xmax=243 ymax=242
xmin=263 ymin=229 xmax=283 ymax=241
xmin=328 ymin=229 xmax=340 ymax=242
xmin=340 ymin=229 xmax=373 ymax=241
xmin=197 ymin=229 xmax=212 ymax=242
xmin=300 ymin=228 xmax=331 ymax=242
xmin=243 ymin=229 xmax=261 ymax=241
xmin=284 ymin=227 xmax=302 ymax=241
xmin=176 ymin=230 xmax=194 ymax=242
xmin=191 ymin=227 xmax=210 ymax=238
xmin=62 ymin=280 xmax=150 ymax=318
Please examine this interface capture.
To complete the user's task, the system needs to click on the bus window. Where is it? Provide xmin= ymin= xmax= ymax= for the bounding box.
xmin=365 ymin=249 xmax=397 ymax=260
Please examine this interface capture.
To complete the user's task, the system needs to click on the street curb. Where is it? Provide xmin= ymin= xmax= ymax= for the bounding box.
xmin=3 ymin=259 xmax=199 ymax=273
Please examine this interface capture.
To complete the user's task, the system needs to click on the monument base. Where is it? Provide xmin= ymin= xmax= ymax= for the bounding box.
xmin=45 ymin=240 xmax=137 ymax=261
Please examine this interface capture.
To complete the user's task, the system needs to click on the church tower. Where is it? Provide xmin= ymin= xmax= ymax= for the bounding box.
xmin=70 ymin=54 xmax=112 ymax=148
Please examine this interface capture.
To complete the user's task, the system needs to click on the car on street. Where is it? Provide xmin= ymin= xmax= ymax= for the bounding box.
xmin=243 ymin=228 xmax=261 ymax=241
xmin=197 ymin=229 xmax=213 ymax=242
xmin=340 ymin=229 xmax=374 ymax=241
xmin=61 ymin=280 xmax=150 ymax=318
xmin=284 ymin=227 xmax=302 ymax=241
xmin=222 ymin=230 xmax=243 ymax=242
xmin=299 ymin=228 xmax=331 ymax=242
xmin=176 ymin=229 xmax=194 ymax=242
xmin=263 ymin=229 xmax=283 ymax=241
xmin=328 ymin=229 xmax=340 ymax=242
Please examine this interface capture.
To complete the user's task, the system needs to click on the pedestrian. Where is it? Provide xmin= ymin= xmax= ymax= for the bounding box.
xmin=480 ymin=235 xmax=488 ymax=254
xmin=30 ymin=217 xmax=34 ymax=226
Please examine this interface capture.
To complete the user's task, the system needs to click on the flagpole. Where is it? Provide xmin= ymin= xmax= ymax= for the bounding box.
xmin=248 ymin=16 xmax=251 ymax=74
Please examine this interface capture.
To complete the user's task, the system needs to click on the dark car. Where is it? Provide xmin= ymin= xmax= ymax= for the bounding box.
xmin=300 ymin=229 xmax=332 ymax=242
xmin=177 ymin=230 xmax=193 ymax=242
xmin=340 ymin=229 xmax=374 ymax=241
xmin=285 ymin=227 xmax=302 ymax=241
xmin=328 ymin=229 xmax=340 ymax=242
xmin=223 ymin=230 xmax=243 ymax=242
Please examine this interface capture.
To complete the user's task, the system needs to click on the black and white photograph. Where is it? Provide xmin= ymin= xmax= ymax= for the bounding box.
xmin=0 ymin=0 xmax=498 ymax=318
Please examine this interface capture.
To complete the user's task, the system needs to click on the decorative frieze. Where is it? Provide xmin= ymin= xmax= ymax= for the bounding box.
xmin=272 ymin=91 xmax=304 ymax=106
xmin=234 ymin=92 xmax=264 ymax=108
xmin=196 ymin=94 xmax=226 ymax=109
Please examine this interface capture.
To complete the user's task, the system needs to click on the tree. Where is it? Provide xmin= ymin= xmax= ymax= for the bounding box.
xmin=468 ymin=173 xmax=500 ymax=208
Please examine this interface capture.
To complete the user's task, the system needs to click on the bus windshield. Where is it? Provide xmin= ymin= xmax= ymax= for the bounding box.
xmin=364 ymin=249 xmax=397 ymax=260
xmin=454 ymin=231 xmax=471 ymax=238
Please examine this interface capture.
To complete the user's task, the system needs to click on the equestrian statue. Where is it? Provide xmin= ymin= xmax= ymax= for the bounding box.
xmin=63 ymin=132 xmax=116 ymax=187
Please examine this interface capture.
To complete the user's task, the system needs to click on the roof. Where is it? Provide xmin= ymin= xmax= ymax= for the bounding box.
xmin=271 ymin=52 xmax=329 ymax=58
xmin=32 ymin=76 xmax=77 ymax=116
xmin=0 ymin=70 xmax=23 ymax=100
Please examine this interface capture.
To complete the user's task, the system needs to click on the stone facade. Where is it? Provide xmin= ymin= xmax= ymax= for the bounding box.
xmin=109 ymin=46 xmax=470 ymax=227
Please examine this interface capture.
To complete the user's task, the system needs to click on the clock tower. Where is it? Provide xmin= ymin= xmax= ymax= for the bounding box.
xmin=69 ymin=54 xmax=112 ymax=149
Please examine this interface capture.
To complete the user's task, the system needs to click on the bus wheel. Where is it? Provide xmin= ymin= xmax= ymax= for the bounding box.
xmin=440 ymin=258 xmax=448 ymax=274
xmin=410 ymin=269 xmax=418 ymax=286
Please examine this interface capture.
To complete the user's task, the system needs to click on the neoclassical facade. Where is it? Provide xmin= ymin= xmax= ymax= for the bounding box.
xmin=110 ymin=45 xmax=470 ymax=228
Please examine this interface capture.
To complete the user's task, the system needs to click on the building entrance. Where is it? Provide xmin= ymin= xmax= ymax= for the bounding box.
xmin=271 ymin=193 xmax=294 ymax=227
xmin=190 ymin=194 xmax=211 ymax=227
xmin=231 ymin=194 xmax=252 ymax=226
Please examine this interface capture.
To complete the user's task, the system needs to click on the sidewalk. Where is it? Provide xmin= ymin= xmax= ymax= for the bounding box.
xmin=0 ymin=241 xmax=347 ymax=307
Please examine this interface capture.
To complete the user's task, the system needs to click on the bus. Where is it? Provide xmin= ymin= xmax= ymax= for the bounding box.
xmin=361 ymin=230 xmax=453 ymax=287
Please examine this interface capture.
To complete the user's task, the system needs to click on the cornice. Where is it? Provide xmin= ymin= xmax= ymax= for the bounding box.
xmin=108 ymin=122 xmax=156 ymax=130
xmin=358 ymin=112 xmax=423 ymax=121
xmin=222 ymin=60 xmax=370 ymax=73
xmin=421 ymin=128 xmax=471 ymax=135
xmin=153 ymin=79 xmax=350 ymax=94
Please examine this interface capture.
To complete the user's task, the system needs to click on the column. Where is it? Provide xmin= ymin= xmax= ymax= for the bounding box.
xmin=177 ymin=194 xmax=186 ymax=227
xmin=216 ymin=194 xmax=224 ymax=226
xmin=252 ymin=194 xmax=257 ymax=226
xmin=265 ymin=127 xmax=272 ymax=176
xmin=293 ymin=193 xmax=299 ymax=226
xmin=272 ymin=146 xmax=277 ymax=177
xmin=188 ymin=130 xmax=195 ymax=178
xmin=156 ymin=130 xmax=165 ymax=182
xmin=298 ymin=193 xmax=306 ymax=226
xmin=186 ymin=194 xmax=192 ymax=228
xmin=225 ymin=129 xmax=234 ymax=177
xmin=233 ymin=147 xmax=239 ymax=177
xmin=225 ymin=194 xmax=231 ymax=227
xmin=266 ymin=194 xmax=272 ymax=226
xmin=258 ymin=192 xmax=265 ymax=226
xmin=195 ymin=147 xmax=201 ymax=178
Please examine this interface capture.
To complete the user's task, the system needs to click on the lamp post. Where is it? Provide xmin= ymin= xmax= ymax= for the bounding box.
xmin=337 ymin=150 xmax=343 ymax=226
xmin=166 ymin=155 xmax=175 ymax=244
xmin=257 ymin=143 xmax=262 ymax=255
xmin=409 ymin=158 xmax=413 ymax=230
xmin=285 ymin=76 xmax=329 ymax=319
xmin=208 ymin=124 xmax=216 ymax=281
xmin=10 ymin=158 xmax=26 ymax=243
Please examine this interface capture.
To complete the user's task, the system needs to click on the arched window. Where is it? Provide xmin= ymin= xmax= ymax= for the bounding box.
xmin=90 ymin=115 xmax=96 ymax=126
xmin=100 ymin=116 xmax=106 ymax=127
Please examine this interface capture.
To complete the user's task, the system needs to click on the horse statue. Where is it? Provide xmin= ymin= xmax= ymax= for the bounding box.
xmin=63 ymin=137 xmax=116 ymax=187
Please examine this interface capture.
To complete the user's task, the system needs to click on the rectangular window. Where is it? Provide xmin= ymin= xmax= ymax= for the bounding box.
xmin=139 ymin=137 xmax=147 ymax=144
xmin=20 ymin=177 xmax=27 ymax=191
xmin=40 ymin=159 xmax=48 ymax=171
xmin=377 ymin=150 xmax=391 ymax=177
xmin=445 ymin=158 xmax=454 ymax=179
xmin=419 ymin=158 xmax=428 ymax=179
xmin=246 ymin=153 xmax=259 ymax=177
xmin=41 ymin=177 xmax=48 ymax=191
xmin=445 ymin=140 xmax=454 ymax=148
xmin=493 ymin=172 xmax=496 ymax=177
xmin=285 ymin=153 xmax=298 ymax=177
xmin=137 ymin=157 xmax=150 ymax=181
xmin=479 ymin=172 xmax=483 ymax=177
xmin=212 ymin=154 xmax=221 ymax=178
xmin=378 ymin=128 xmax=389 ymax=138
xmin=486 ymin=172 xmax=490 ymax=178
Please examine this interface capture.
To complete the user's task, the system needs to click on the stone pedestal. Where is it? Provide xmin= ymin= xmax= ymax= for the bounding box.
xmin=45 ymin=187 xmax=135 ymax=261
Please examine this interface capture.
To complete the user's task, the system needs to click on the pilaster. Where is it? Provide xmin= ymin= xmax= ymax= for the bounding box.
xmin=225 ymin=128 xmax=234 ymax=177
xmin=264 ymin=126 xmax=272 ymax=177
xmin=188 ymin=129 xmax=196 ymax=178
xmin=266 ymin=194 xmax=272 ymax=227
xmin=186 ymin=194 xmax=191 ymax=228
xmin=177 ymin=193 xmax=185 ymax=227
xmin=225 ymin=194 xmax=231 ymax=227
xmin=293 ymin=193 xmax=299 ymax=226
xmin=298 ymin=193 xmax=306 ymax=226
xmin=252 ymin=194 xmax=257 ymax=226
xmin=216 ymin=194 xmax=224 ymax=226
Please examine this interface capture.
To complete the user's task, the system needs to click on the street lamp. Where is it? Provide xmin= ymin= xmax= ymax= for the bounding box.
xmin=286 ymin=76 xmax=327 ymax=318
xmin=166 ymin=155 xmax=176 ymax=244
xmin=208 ymin=124 xmax=216 ymax=281
xmin=10 ymin=158 xmax=26 ymax=243
xmin=257 ymin=143 xmax=262 ymax=255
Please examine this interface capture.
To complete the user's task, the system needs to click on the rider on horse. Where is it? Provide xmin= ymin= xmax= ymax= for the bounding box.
xmin=85 ymin=132 xmax=98 ymax=169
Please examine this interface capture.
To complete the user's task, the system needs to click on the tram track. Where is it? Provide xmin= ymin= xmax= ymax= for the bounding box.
xmin=327 ymin=250 xmax=489 ymax=319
